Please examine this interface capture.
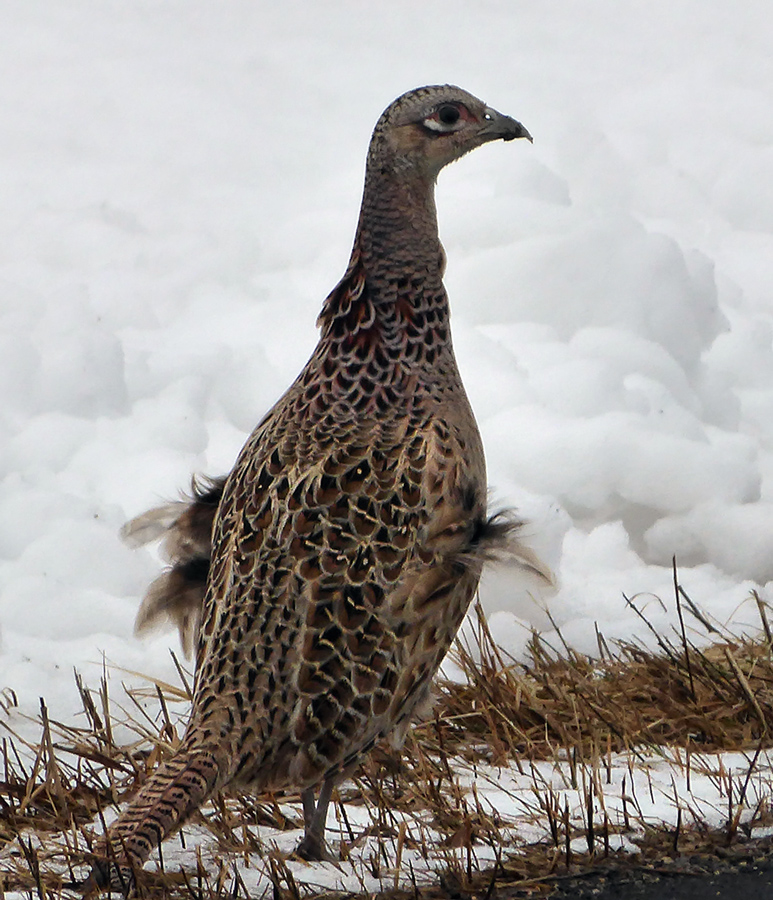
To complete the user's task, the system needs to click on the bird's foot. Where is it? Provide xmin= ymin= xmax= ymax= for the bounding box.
xmin=293 ymin=833 xmax=335 ymax=862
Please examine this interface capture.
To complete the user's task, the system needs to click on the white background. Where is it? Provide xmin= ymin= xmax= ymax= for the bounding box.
xmin=1 ymin=1 xmax=771 ymax=726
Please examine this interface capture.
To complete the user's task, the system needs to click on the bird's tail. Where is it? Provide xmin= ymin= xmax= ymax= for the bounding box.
xmin=85 ymin=739 xmax=221 ymax=892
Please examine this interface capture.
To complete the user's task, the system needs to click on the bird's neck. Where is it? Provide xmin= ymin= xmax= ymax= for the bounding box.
xmin=356 ymin=168 xmax=443 ymax=277
xmin=317 ymin=168 xmax=452 ymax=354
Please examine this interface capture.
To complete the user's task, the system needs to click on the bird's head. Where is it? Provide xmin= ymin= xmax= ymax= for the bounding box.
xmin=369 ymin=85 xmax=532 ymax=181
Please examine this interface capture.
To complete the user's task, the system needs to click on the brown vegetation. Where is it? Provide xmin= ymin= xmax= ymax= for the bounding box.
xmin=2 ymin=575 xmax=773 ymax=898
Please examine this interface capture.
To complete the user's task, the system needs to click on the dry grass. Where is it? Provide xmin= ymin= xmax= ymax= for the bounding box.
xmin=3 ymin=572 xmax=773 ymax=898
xmin=435 ymin=591 xmax=773 ymax=762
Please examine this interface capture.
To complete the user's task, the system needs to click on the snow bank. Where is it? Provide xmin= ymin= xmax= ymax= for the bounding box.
xmin=0 ymin=1 xmax=771 ymax=720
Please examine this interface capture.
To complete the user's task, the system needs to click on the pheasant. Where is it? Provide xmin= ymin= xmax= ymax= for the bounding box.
xmin=91 ymin=85 xmax=540 ymax=890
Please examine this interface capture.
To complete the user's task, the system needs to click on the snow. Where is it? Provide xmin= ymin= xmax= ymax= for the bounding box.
xmin=0 ymin=0 xmax=772 ymax=889
xmin=7 ymin=740 xmax=770 ymax=895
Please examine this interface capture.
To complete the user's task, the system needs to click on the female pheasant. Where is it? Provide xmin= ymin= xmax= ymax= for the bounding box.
xmin=90 ymin=85 xmax=538 ymax=890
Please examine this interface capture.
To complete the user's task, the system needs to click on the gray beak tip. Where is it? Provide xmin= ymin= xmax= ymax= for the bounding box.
xmin=482 ymin=107 xmax=533 ymax=144
xmin=504 ymin=121 xmax=532 ymax=143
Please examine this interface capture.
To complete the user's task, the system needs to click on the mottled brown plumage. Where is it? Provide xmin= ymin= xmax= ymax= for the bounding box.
xmin=91 ymin=85 xmax=539 ymax=890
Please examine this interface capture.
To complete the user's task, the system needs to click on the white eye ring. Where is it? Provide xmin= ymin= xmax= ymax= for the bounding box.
xmin=423 ymin=117 xmax=451 ymax=132
xmin=423 ymin=105 xmax=464 ymax=133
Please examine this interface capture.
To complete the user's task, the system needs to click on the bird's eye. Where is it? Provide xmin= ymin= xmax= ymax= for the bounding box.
xmin=422 ymin=103 xmax=465 ymax=133
xmin=438 ymin=104 xmax=460 ymax=125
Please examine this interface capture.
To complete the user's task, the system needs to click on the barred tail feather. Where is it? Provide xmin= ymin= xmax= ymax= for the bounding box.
xmin=87 ymin=743 xmax=221 ymax=891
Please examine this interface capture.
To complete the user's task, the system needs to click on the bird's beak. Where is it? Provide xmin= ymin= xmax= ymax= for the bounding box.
xmin=481 ymin=107 xmax=533 ymax=143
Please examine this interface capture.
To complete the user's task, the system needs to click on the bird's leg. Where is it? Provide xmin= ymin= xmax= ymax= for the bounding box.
xmin=295 ymin=779 xmax=335 ymax=861
xmin=302 ymin=788 xmax=316 ymax=831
